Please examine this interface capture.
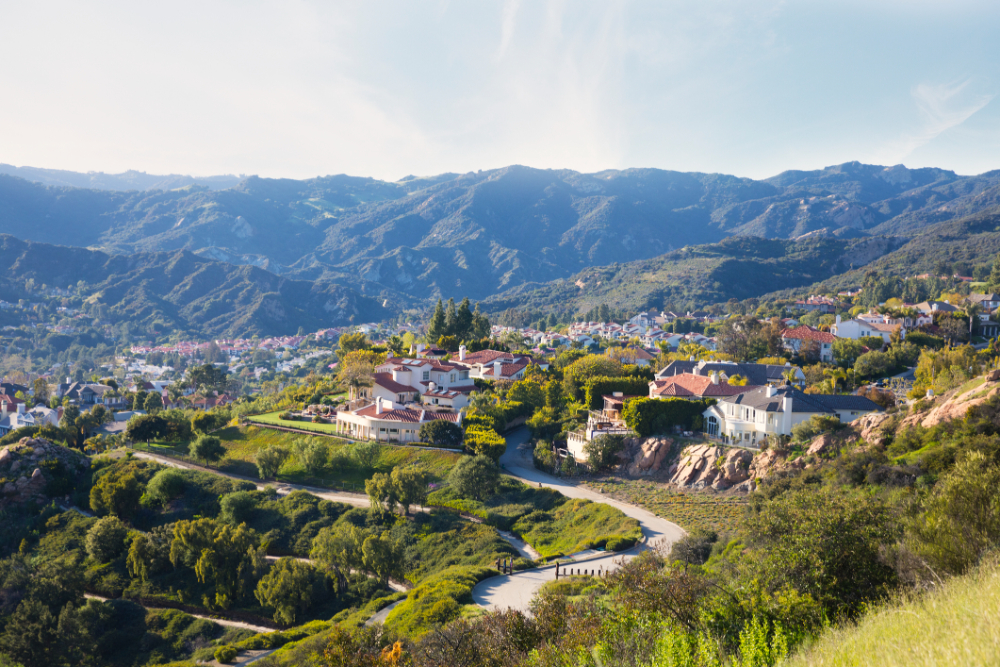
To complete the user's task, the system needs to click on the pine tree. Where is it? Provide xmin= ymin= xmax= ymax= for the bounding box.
xmin=427 ymin=299 xmax=446 ymax=342
xmin=444 ymin=298 xmax=458 ymax=338
xmin=455 ymin=297 xmax=474 ymax=341
xmin=472 ymin=303 xmax=491 ymax=339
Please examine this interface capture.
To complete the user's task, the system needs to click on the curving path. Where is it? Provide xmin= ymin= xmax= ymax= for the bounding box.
xmin=471 ymin=428 xmax=686 ymax=613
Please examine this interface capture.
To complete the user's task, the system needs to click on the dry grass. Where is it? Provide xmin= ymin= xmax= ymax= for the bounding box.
xmin=585 ymin=477 xmax=747 ymax=534
xmin=783 ymin=559 xmax=1000 ymax=667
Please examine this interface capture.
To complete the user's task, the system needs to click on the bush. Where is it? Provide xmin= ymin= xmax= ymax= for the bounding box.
xmin=669 ymin=529 xmax=718 ymax=565
xmin=214 ymin=645 xmax=238 ymax=663
xmin=219 ymin=491 xmax=259 ymax=525
xmin=622 ymin=397 xmax=712 ymax=437
xmin=464 ymin=427 xmax=506 ymax=461
xmin=790 ymin=415 xmax=844 ymax=443
xmin=583 ymin=434 xmax=625 ymax=472
xmin=86 ymin=516 xmax=129 ymax=563
xmin=419 ymin=420 xmax=463 ymax=449
xmin=255 ymin=445 xmax=289 ymax=479
xmin=145 ymin=468 xmax=186 ymax=505
xmin=584 ymin=376 xmax=650 ymax=410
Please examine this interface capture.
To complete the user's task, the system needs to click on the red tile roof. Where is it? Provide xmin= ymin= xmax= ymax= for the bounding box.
xmin=482 ymin=362 xmax=528 ymax=379
xmin=781 ymin=326 xmax=836 ymax=344
xmin=373 ymin=373 xmax=416 ymax=394
xmin=353 ymin=405 xmax=461 ymax=423
xmin=649 ymin=373 xmax=759 ymax=398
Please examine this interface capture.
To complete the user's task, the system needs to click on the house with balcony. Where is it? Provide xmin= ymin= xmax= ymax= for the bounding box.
xmin=566 ymin=393 xmax=636 ymax=462
xmin=780 ymin=326 xmax=835 ymax=363
xmin=703 ymin=382 xmax=881 ymax=446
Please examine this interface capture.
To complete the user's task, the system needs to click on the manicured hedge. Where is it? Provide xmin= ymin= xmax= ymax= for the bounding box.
xmin=584 ymin=376 xmax=651 ymax=410
xmin=621 ymin=397 xmax=715 ymax=437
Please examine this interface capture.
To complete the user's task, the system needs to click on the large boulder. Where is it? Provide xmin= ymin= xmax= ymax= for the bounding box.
xmin=850 ymin=412 xmax=894 ymax=447
xmin=626 ymin=437 xmax=675 ymax=476
xmin=0 ymin=438 xmax=90 ymax=509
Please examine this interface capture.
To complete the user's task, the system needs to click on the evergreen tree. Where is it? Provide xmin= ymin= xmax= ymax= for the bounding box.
xmin=455 ymin=297 xmax=474 ymax=340
xmin=427 ymin=299 xmax=446 ymax=342
xmin=443 ymin=298 xmax=458 ymax=338
xmin=471 ymin=303 xmax=491 ymax=339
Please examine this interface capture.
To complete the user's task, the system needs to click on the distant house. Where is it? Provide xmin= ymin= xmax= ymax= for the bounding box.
xmin=656 ymin=360 xmax=805 ymax=386
xmin=703 ymin=383 xmax=881 ymax=445
xmin=361 ymin=373 xmax=420 ymax=406
xmin=421 ymin=387 xmax=471 ymax=411
xmin=793 ymin=295 xmax=842 ymax=314
xmin=649 ymin=372 xmax=759 ymax=400
xmin=830 ymin=315 xmax=902 ymax=344
xmin=780 ymin=326 xmax=835 ymax=363
xmin=969 ymin=293 xmax=1000 ymax=312
xmin=189 ymin=393 xmax=233 ymax=411
xmin=57 ymin=380 xmax=125 ymax=408
xmin=95 ymin=410 xmax=147 ymax=436
xmin=375 ymin=356 xmax=476 ymax=395
xmin=915 ymin=301 xmax=959 ymax=315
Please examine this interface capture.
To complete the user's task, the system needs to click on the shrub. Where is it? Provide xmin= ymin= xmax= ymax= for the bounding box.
xmin=86 ymin=516 xmax=129 ymax=563
xmin=219 ymin=491 xmax=259 ymax=525
xmin=584 ymin=376 xmax=650 ymax=410
xmin=255 ymin=445 xmax=289 ymax=479
xmin=214 ymin=645 xmax=238 ymax=663
xmin=790 ymin=415 xmax=844 ymax=443
xmin=583 ymin=434 xmax=625 ymax=472
xmin=419 ymin=420 xmax=463 ymax=449
xmin=622 ymin=397 xmax=711 ymax=437
xmin=145 ymin=468 xmax=186 ymax=505
xmin=464 ymin=427 xmax=506 ymax=461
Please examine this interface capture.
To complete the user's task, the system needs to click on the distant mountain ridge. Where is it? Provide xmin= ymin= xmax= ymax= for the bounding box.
xmin=2 ymin=160 xmax=1000 ymax=321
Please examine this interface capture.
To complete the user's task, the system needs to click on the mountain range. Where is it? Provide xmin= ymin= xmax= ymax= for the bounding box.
xmin=3 ymin=160 xmax=1000 ymax=334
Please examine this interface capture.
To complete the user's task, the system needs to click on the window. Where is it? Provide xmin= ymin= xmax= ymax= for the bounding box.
xmin=460 ymin=371 xmax=469 ymax=380
xmin=422 ymin=371 xmax=429 ymax=381
xmin=450 ymin=373 xmax=456 ymax=383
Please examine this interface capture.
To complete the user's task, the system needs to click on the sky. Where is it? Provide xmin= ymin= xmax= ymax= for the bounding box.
xmin=2 ymin=0 xmax=1000 ymax=181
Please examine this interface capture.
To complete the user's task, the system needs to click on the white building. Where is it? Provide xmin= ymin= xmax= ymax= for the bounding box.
xmin=335 ymin=397 xmax=462 ymax=443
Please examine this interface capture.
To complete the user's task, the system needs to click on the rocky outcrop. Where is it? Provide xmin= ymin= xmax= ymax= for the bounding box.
xmin=849 ymin=412 xmax=894 ymax=447
xmin=621 ymin=437 xmax=675 ymax=476
xmin=900 ymin=376 xmax=1000 ymax=431
xmin=667 ymin=445 xmax=754 ymax=491
xmin=0 ymin=438 xmax=89 ymax=509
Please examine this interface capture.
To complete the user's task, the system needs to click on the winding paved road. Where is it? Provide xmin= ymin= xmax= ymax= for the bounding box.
xmin=471 ymin=428 xmax=685 ymax=613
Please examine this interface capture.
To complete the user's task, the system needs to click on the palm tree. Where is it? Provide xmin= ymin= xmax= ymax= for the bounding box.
xmin=823 ymin=367 xmax=848 ymax=393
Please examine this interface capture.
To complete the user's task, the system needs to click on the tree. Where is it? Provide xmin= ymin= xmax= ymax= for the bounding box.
xmin=187 ymin=364 xmax=228 ymax=393
xmin=190 ymin=435 xmax=225 ymax=464
xmin=716 ymin=316 xmax=764 ymax=362
xmin=427 ymin=299 xmax=447 ymax=343
xmin=471 ymin=303 xmax=491 ymax=340
xmin=169 ymin=519 xmax=266 ymax=609
xmin=443 ymin=298 xmax=458 ymax=337
xmin=833 ymin=338 xmax=866 ymax=368
xmin=145 ymin=469 xmax=186 ymax=506
xmin=126 ymin=525 xmax=173 ymax=582
xmin=337 ymin=351 xmax=379 ymax=400
xmin=583 ymin=434 xmax=624 ymax=472
xmin=447 ymin=455 xmax=499 ymax=501
xmin=219 ymin=491 xmax=259 ymax=525
xmin=293 ymin=438 xmax=329 ymax=474
xmin=454 ymin=297 xmax=474 ymax=341
xmin=31 ymin=378 xmax=48 ymax=406
xmin=338 ymin=332 xmax=371 ymax=355
xmin=89 ymin=471 xmax=143 ymax=520
xmin=254 ymin=444 xmax=289 ymax=479
xmin=365 ymin=473 xmax=398 ymax=515
xmin=507 ymin=379 xmax=545 ymax=412
xmin=362 ymin=533 xmax=403 ymax=583
xmin=311 ymin=523 xmax=370 ymax=580
xmin=143 ymin=392 xmax=163 ymax=413
xmin=562 ymin=355 xmax=624 ymax=400
xmin=85 ymin=517 xmax=129 ymax=563
xmin=351 ymin=441 xmax=381 ymax=470
xmin=191 ymin=412 xmax=216 ymax=434
xmin=418 ymin=420 xmax=463 ymax=448
xmin=124 ymin=414 xmax=167 ymax=443
xmin=255 ymin=558 xmax=328 ymax=624
xmin=987 ymin=253 xmax=1000 ymax=292
xmin=390 ymin=466 xmax=427 ymax=515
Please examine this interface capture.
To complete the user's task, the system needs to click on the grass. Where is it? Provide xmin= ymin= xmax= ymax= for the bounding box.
xmin=404 ymin=511 xmax=520 ymax=583
xmin=586 ymin=478 xmax=748 ymax=534
xmin=513 ymin=498 xmax=641 ymax=559
xmin=142 ymin=425 xmax=463 ymax=489
xmin=783 ymin=558 xmax=1000 ymax=667
xmin=247 ymin=410 xmax=344 ymax=436
xmin=384 ymin=565 xmax=495 ymax=640
xmin=955 ymin=376 xmax=986 ymax=397
xmin=427 ymin=476 xmax=567 ymax=531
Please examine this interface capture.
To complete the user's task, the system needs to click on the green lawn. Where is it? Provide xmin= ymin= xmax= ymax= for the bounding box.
xmin=513 ymin=497 xmax=641 ymax=558
xmin=247 ymin=410 xmax=344 ymax=436
xmin=585 ymin=478 xmax=748 ymax=534
xmin=216 ymin=426 xmax=463 ymax=487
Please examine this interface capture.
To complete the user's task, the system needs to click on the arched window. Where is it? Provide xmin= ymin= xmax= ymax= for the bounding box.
xmin=706 ymin=415 xmax=719 ymax=436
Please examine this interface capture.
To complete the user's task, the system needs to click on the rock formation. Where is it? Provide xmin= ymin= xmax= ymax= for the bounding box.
xmin=0 ymin=437 xmax=89 ymax=509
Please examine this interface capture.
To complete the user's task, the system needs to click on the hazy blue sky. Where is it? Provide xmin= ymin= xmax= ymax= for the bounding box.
xmin=2 ymin=1 xmax=999 ymax=181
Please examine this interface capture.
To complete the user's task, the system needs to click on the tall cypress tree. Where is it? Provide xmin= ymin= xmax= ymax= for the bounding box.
xmin=428 ymin=299 xmax=446 ymax=343
xmin=455 ymin=297 xmax=474 ymax=340
xmin=988 ymin=254 xmax=1000 ymax=292
xmin=444 ymin=298 xmax=458 ymax=338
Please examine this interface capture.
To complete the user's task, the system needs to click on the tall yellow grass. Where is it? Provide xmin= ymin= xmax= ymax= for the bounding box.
xmin=782 ymin=558 xmax=1000 ymax=667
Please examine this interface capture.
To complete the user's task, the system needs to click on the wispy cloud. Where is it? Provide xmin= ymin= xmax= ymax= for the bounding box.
xmin=495 ymin=0 xmax=521 ymax=60
xmin=876 ymin=78 xmax=994 ymax=164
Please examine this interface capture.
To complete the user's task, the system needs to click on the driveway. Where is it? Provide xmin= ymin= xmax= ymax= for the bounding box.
xmin=472 ymin=428 xmax=686 ymax=613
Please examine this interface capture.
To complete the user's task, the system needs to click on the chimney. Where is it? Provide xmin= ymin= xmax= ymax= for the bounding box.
xmin=613 ymin=391 xmax=623 ymax=398
xmin=417 ymin=343 xmax=425 ymax=353
xmin=835 ymin=314 xmax=841 ymax=325
xmin=419 ymin=409 xmax=426 ymax=422
xmin=66 ymin=377 xmax=71 ymax=385
xmin=711 ymin=372 xmax=719 ymax=385
xmin=493 ymin=360 xmax=503 ymax=377
xmin=16 ymin=403 xmax=25 ymax=415
xmin=387 ymin=350 xmax=394 ymax=359
xmin=375 ymin=398 xmax=382 ymax=415
xmin=459 ymin=345 xmax=466 ymax=361
xmin=765 ymin=384 xmax=776 ymax=397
